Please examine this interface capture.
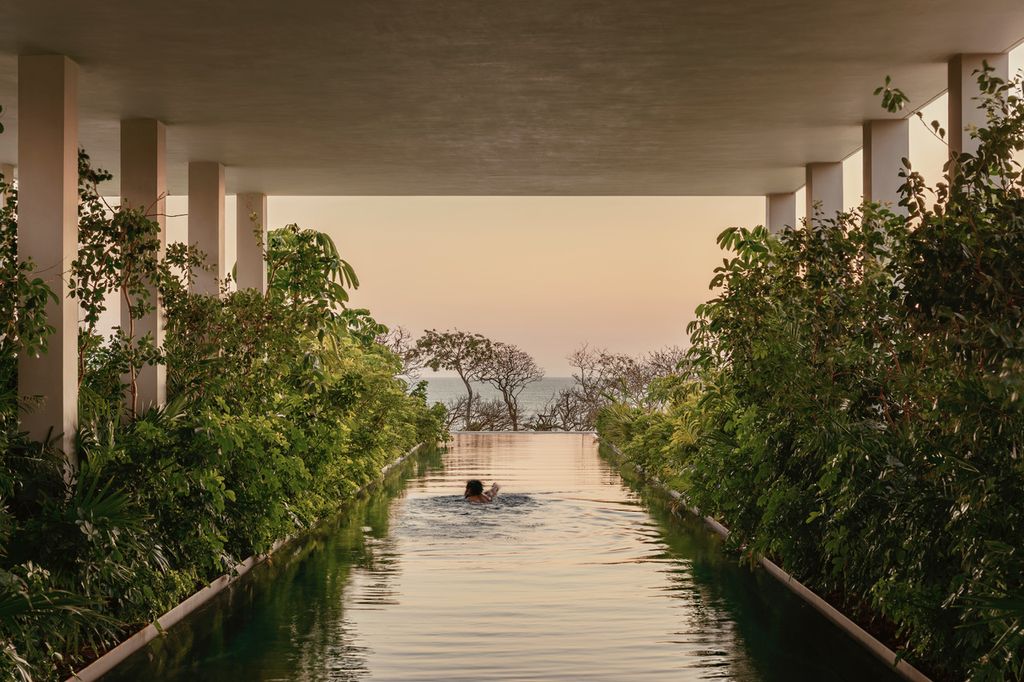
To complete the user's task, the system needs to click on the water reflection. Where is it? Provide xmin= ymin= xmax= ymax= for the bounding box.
xmin=106 ymin=451 xmax=441 ymax=681
xmin=107 ymin=435 xmax=898 ymax=681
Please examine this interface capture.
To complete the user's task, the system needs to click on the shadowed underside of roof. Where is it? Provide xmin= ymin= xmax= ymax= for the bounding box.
xmin=0 ymin=1 xmax=1022 ymax=195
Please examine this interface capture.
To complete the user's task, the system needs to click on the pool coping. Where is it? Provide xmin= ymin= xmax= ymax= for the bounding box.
xmin=65 ymin=442 xmax=426 ymax=682
xmin=451 ymin=430 xmax=597 ymax=434
xmin=601 ymin=440 xmax=932 ymax=682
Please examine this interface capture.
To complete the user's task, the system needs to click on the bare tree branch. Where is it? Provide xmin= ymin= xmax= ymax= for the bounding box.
xmin=480 ymin=342 xmax=544 ymax=431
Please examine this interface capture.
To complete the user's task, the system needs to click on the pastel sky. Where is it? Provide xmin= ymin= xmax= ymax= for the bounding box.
xmin=286 ymin=98 xmax=951 ymax=377
xmin=153 ymin=88 xmax=960 ymax=377
xmin=271 ymin=195 xmax=764 ymax=376
xmin=162 ymin=194 xmax=764 ymax=376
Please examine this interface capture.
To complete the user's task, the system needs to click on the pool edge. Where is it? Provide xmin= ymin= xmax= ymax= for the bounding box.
xmin=600 ymin=440 xmax=932 ymax=682
xmin=65 ymin=441 xmax=428 ymax=682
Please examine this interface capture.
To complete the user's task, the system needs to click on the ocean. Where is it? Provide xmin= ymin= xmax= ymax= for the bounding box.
xmin=423 ymin=376 xmax=576 ymax=421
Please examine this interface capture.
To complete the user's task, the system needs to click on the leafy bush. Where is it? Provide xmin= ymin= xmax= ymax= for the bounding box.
xmin=596 ymin=377 xmax=700 ymax=490
xmin=0 ymin=153 xmax=446 ymax=679
xmin=599 ymin=67 xmax=1024 ymax=681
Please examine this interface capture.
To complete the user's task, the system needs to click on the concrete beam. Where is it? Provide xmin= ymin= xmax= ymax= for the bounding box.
xmin=948 ymin=53 xmax=1010 ymax=157
xmin=235 ymin=192 xmax=268 ymax=293
xmin=187 ymin=162 xmax=226 ymax=295
xmin=120 ymin=119 xmax=167 ymax=410
xmin=17 ymin=55 xmax=79 ymax=457
xmin=766 ymin=192 xmax=797 ymax=233
xmin=805 ymin=162 xmax=843 ymax=226
xmin=863 ymin=119 xmax=910 ymax=212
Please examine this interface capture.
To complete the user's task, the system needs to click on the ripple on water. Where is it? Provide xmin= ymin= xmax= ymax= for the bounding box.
xmin=396 ymin=493 xmax=542 ymax=541
xmin=103 ymin=434 xmax=906 ymax=682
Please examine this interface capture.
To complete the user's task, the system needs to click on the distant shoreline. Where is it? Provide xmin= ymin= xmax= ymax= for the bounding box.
xmin=423 ymin=376 xmax=575 ymax=419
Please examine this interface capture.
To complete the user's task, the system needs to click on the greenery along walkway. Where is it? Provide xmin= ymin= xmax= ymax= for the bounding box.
xmin=598 ymin=69 xmax=1024 ymax=682
xmin=4 ymin=68 xmax=1024 ymax=682
xmin=0 ymin=151 xmax=446 ymax=680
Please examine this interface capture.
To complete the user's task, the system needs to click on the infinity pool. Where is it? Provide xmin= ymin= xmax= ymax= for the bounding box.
xmin=106 ymin=433 xmax=899 ymax=681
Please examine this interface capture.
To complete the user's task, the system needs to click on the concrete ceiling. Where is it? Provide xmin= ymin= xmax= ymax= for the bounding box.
xmin=0 ymin=1 xmax=1022 ymax=195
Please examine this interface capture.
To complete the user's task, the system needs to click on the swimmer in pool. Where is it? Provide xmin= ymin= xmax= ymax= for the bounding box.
xmin=464 ymin=479 xmax=500 ymax=503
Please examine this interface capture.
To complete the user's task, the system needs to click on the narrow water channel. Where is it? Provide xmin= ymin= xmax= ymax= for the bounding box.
xmin=106 ymin=433 xmax=900 ymax=681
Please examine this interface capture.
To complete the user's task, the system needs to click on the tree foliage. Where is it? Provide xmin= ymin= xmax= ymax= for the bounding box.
xmin=479 ymin=342 xmax=544 ymax=431
xmin=0 ymin=151 xmax=446 ymax=680
xmin=415 ymin=329 xmax=493 ymax=429
xmin=71 ymin=150 xmax=179 ymax=418
xmin=0 ymin=170 xmax=56 ymax=448
xmin=598 ymin=66 xmax=1024 ymax=681
xmin=534 ymin=345 xmax=686 ymax=431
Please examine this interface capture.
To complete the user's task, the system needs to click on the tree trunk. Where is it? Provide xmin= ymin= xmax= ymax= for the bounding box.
xmin=505 ymin=390 xmax=518 ymax=431
xmin=459 ymin=374 xmax=474 ymax=430
xmin=123 ymin=282 xmax=138 ymax=420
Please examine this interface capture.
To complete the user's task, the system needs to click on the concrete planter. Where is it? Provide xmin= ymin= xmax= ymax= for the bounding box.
xmin=66 ymin=442 xmax=426 ymax=682
xmin=600 ymin=440 xmax=931 ymax=682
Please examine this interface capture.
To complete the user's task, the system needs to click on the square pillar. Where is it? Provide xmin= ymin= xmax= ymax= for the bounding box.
xmin=863 ymin=119 xmax=910 ymax=212
xmin=805 ymin=162 xmax=843 ymax=226
xmin=187 ymin=161 xmax=225 ymax=295
xmin=120 ymin=119 xmax=167 ymax=409
xmin=235 ymin=192 xmax=268 ymax=292
xmin=17 ymin=55 xmax=79 ymax=457
xmin=766 ymin=192 xmax=797 ymax=233
xmin=949 ymin=53 xmax=1010 ymax=156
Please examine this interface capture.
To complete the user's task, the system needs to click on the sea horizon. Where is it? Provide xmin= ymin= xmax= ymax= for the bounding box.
xmin=423 ymin=376 xmax=575 ymax=421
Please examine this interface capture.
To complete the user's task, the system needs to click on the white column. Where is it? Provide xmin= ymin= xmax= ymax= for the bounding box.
xmin=949 ymin=53 xmax=1010 ymax=156
xmin=766 ymin=192 xmax=797 ymax=233
xmin=187 ymin=161 xmax=226 ymax=295
xmin=120 ymin=119 xmax=167 ymax=409
xmin=235 ymin=192 xmax=268 ymax=292
xmin=805 ymin=162 xmax=843 ymax=226
xmin=17 ymin=55 xmax=78 ymax=457
xmin=863 ymin=119 xmax=910 ymax=212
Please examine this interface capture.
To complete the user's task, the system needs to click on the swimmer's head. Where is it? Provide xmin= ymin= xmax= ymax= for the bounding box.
xmin=465 ymin=479 xmax=484 ymax=497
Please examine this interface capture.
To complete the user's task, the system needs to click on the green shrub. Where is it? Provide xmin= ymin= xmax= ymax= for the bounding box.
xmin=0 ymin=153 xmax=446 ymax=679
xmin=599 ymin=67 xmax=1024 ymax=681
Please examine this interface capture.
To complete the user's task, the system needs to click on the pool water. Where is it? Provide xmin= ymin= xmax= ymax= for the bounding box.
xmin=105 ymin=433 xmax=900 ymax=681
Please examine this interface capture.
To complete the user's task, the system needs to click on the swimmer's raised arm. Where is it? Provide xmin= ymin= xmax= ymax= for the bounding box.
xmin=483 ymin=482 xmax=500 ymax=501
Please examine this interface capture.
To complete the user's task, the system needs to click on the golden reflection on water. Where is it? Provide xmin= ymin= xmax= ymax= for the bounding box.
xmin=107 ymin=433 xmax=899 ymax=681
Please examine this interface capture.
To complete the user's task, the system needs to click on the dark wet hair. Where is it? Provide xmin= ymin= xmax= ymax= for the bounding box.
xmin=465 ymin=479 xmax=484 ymax=497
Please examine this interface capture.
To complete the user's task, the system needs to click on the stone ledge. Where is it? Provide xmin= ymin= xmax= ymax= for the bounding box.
xmin=600 ymin=439 xmax=932 ymax=682
xmin=66 ymin=442 xmax=426 ymax=682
